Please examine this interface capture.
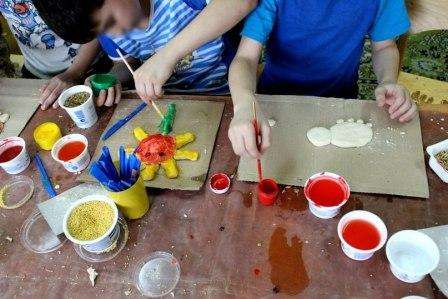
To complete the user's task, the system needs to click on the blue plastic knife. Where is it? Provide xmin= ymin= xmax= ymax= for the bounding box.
xmin=102 ymin=102 xmax=147 ymax=141
xmin=34 ymin=153 xmax=57 ymax=198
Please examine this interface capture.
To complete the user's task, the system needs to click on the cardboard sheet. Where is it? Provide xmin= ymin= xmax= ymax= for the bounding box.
xmin=0 ymin=78 xmax=45 ymax=138
xmin=420 ymin=225 xmax=448 ymax=297
xmin=37 ymin=183 xmax=105 ymax=235
xmin=79 ymin=98 xmax=224 ymax=190
xmin=238 ymin=95 xmax=429 ymax=198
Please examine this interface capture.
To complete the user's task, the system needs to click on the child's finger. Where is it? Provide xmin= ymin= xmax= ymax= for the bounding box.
xmin=42 ymin=87 xmax=61 ymax=110
xmin=84 ymin=77 xmax=91 ymax=87
xmin=243 ymin=127 xmax=260 ymax=159
xmin=115 ymin=84 xmax=122 ymax=104
xmin=399 ymin=103 xmax=418 ymax=122
xmin=389 ymin=89 xmax=406 ymax=114
xmin=260 ymin=123 xmax=271 ymax=153
xmin=154 ymin=83 xmax=163 ymax=98
xmin=145 ymin=82 xmax=156 ymax=100
xmin=97 ymin=90 xmax=107 ymax=106
xmin=40 ymin=82 xmax=56 ymax=104
xmin=135 ymin=80 xmax=146 ymax=102
xmin=39 ymin=83 xmax=48 ymax=94
xmin=390 ymin=99 xmax=411 ymax=120
xmin=105 ymin=86 xmax=115 ymax=106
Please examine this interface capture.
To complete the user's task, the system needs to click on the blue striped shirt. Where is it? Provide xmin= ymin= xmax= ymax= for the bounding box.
xmin=99 ymin=0 xmax=228 ymax=94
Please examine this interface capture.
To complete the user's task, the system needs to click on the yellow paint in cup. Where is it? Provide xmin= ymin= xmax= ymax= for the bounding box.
xmin=34 ymin=122 xmax=62 ymax=150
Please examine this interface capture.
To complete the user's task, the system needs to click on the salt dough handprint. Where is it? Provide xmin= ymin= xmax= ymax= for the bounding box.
xmin=307 ymin=119 xmax=373 ymax=148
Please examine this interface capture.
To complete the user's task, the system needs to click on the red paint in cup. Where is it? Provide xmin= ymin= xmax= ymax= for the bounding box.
xmin=305 ymin=174 xmax=349 ymax=207
xmin=209 ymin=173 xmax=230 ymax=194
xmin=257 ymin=179 xmax=279 ymax=206
xmin=342 ymin=219 xmax=381 ymax=250
xmin=0 ymin=145 xmax=23 ymax=163
xmin=57 ymin=141 xmax=86 ymax=161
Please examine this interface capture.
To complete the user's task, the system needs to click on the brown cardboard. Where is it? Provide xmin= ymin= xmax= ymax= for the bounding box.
xmin=0 ymin=78 xmax=46 ymax=138
xmin=238 ymin=95 xmax=429 ymax=198
xmin=79 ymin=98 xmax=225 ymax=190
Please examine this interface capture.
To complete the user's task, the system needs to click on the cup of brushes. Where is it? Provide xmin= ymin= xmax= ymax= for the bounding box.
xmin=90 ymin=146 xmax=150 ymax=219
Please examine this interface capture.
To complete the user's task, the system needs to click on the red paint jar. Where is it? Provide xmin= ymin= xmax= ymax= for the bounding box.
xmin=209 ymin=173 xmax=230 ymax=194
xmin=257 ymin=178 xmax=279 ymax=206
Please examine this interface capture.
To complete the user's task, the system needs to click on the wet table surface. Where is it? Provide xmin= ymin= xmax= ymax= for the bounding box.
xmin=0 ymin=93 xmax=447 ymax=298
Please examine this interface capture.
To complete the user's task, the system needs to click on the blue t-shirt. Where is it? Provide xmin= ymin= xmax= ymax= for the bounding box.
xmin=242 ymin=0 xmax=411 ymax=98
xmin=99 ymin=0 xmax=229 ymax=94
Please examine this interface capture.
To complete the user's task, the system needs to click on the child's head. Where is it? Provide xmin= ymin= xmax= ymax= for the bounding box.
xmin=33 ymin=0 xmax=148 ymax=44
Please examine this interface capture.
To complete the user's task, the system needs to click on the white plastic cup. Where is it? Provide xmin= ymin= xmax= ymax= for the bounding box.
xmin=337 ymin=210 xmax=388 ymax=261
xmin=51 ymin=134 xmax=90 ymax=173
xmin=0 ymin=137 xmax=30 ymax=174
xmin=63 ymin=195 xmax=120 ymax=254
xmin=58 ymin=85 xmax=97 ymax=129
xmin=304 ymin=172 xmax=350 ymax=219
xmin=386 ymin=230 xmax=440 ymax=283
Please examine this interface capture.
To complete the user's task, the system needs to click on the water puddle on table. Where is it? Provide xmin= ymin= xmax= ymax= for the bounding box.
xmin=269 ymin=227 xmax=309 ymax=295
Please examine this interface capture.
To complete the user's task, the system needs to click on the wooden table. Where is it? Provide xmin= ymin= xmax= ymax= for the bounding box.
xmin=0 ymin=93 xmax=447 ymax=298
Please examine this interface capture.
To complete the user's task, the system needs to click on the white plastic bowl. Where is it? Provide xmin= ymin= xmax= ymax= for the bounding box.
xmin=63 ymin=195 xmax=119 ymax=254
xmin=337 ymin=210 xmax=388 ymax=261
xmin=386 ymin=230 xmax=440 ymax=283
xmin=426 ymin=139 xmax=448 ymax=183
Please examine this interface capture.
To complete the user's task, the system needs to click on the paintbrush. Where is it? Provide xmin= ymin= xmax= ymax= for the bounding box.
xmin=115 ymin=49 xmax=165 ymax=120
xmin=252 ymin=101 xmax=263 ymax=182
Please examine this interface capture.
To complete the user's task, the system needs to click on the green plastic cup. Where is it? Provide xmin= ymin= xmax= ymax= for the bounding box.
xmin=90 ymin=73 xmax=117 ymax=96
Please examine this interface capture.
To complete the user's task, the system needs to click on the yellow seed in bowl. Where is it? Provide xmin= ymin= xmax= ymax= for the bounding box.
xmin=67 ymin=201 xmax=114 ymax=241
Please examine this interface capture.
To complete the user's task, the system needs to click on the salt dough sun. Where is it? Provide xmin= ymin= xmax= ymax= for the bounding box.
xmin=307 ymin=119 xmax=373 ymax=148
xmin=128 ymin=103 xmax=199 ymax=181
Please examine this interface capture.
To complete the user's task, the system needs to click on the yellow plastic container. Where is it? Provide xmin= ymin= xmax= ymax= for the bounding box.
xmin=106 ymin=176 xmax=150 ymax=219
xmin=33 ymin=122 xmax=62 ymax=150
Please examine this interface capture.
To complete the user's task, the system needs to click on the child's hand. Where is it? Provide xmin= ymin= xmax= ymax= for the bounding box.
xmin=228 ymin=101 xmax=271 ymax=159
xmin=39 ymin=72 xmax=77 ymax=110
xmin=85 ymin=76 xmax=122 ymax=107
xmin=375 ymin=83 xmax=418 ymax=123
xmin=133 ymin=51 xmax=175 ymax=102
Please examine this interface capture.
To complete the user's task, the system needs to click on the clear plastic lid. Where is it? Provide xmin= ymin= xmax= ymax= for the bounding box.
xmin=20 ymin=209 xmax=67 ymax=253
xmin=0 ymin=175 xmax=34 ymax=209
xmin=134 ymin=251 xmax=181 ymax=298
xmin=73 ymin=217 xmax=129 ymax=263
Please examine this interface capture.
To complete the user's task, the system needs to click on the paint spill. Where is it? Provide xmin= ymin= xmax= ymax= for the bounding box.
xmin=242 ymin=191 xmax=253 ymax=208
xmin=269 ymin=227 xmax=309 ymax=295
xmin=253 ymin=268 xmax=261 ymax=276
xmin=278 ymin=187 xmax=307 ymax=211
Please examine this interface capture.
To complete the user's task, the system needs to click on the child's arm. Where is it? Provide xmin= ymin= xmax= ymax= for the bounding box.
xmin=228 ymin=37 xmax=270 ymax=158
xmin=372 ymin=40 xmax=417 ymax=122
xmin=39 ymin=39 xmax=100 ymax=110
xmin=133 ymin=0 xmax=258 ymax=101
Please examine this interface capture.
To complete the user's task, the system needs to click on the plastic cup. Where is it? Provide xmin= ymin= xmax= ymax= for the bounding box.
xmin=209 ymin=173 xmax=230 ymax=194
xmin=33 ymin=122 xmax=62 ymax=150
xmin=0 ymin=137 xmax=30 ymax=174
xmin=107 ymin=176 xmax=150 ymax=219
xmin=51 ymin=134 xmax=90 ymax=173
xmin=90 ymin=73 xmax=117 ymax=96
xmin=304 ymin=172 xmax=350 ymax=219
xmin=257 ymin=178 xmax=279 ymax=206
xmin=386 ymin=230 xmax=440 ymax=283
xmin=63 ymin=195 xmax=119 ymax=254
xmin=58 ymin=85 xmax=98 ymax=129
xmin=337 ymin=210 xmax=388 ymax=261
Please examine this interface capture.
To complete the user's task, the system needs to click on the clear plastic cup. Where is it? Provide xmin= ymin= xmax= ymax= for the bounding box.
xmin=51 ymin=134 xmax=90 ymax=172
xmin=58 ymin=85 xmax=97 ymax=129
xmin=337 ymin=210 xmax=388 ymax=261
xmin=386 ymin=230 xmax=440 ymax=283
xmin=0 ymin=137 xmax=30 ymax=174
